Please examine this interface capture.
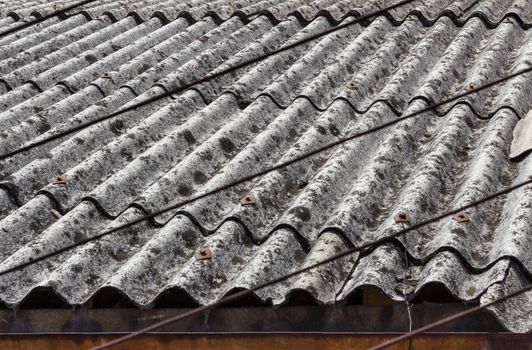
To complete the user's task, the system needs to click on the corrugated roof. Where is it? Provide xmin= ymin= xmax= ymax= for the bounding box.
xmin=0 ymin=0 xmax=531 ymax=333
xmin=1 ymin=0 xmax=532 ymax=27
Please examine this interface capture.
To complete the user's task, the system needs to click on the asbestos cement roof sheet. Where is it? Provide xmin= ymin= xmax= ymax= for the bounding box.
xmin=0 ymin=0 xmax=531 ymax=333
xmin=1 ymin=0 xmax=532 ymax=27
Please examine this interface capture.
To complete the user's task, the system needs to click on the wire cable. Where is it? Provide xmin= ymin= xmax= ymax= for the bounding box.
xmin=0 ymin=66 xmax=530 ymax=278
xmin=0 ymin=0 xmax=99 ymax=38
xmin=90 ymin=176 xmax=532 ymax=350
xmin=0 ymin=0 xmax=417 ymax=161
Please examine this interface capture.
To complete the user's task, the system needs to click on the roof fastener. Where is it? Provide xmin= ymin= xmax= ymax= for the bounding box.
xmin=102 ymin=72 xmax=113 ymax=79
xmin=346 ymin=81 xmax=357 ymax=90
xmin=21 ymin=17 xmax=29 ymax=22
xmin=452 ymin=211 xmax=471 ymax=223
xmin=240 ymin=194 xmax=256 ymax=205
xmin=466 ymin=286 xmax=476 ymax=296
xmin=466 ymin=84 xmax=476 ymax=92
xmin=52 ymin=175 xmax=67 ymax=185
xmin=195 ymin=246 xmax=212 ymax=261
xmin=394 ymin=211 xmax=411 ymax=224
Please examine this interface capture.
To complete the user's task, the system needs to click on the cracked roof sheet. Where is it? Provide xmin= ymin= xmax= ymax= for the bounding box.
xmin=0 ymin=0 xmax=531 ymax=333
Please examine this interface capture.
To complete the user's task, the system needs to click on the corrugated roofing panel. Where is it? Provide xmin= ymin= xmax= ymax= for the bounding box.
xmin=1 ymin=0 xmax=532 ymax=26
xmin=0 ymin=0 xmax=530 ymax=333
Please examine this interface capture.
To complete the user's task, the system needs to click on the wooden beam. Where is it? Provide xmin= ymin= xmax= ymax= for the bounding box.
xmin=0 ymin=334 xmax=530 ymax=350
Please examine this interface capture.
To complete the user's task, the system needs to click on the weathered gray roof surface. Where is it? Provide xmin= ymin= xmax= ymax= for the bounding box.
xmin=1 ymin=0 xmax=532 ymax=27
xmin=0 ymin=0 xmax=531 ymax=333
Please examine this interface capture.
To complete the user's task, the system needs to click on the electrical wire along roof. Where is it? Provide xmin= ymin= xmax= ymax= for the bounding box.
xmin=0 ymin=0 xmax=531 ymax=334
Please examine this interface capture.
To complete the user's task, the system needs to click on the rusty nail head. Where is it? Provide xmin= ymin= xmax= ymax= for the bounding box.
xmin=52 ymin=175 xmax=67 ymax=185
xmin=466 ymin=84 xmax=476 ymax=91
xmin=346 ymin=81 xmax=357 ymax=90
xmin=102 ymin=72 xmax=112 ymax=79
xmin=394 ymin=211 xmax=411 ymax=224
xmin=195 ymin=246 xmax=212 ymax=261
xmin=453 ymin=211 xmax=471 ymax=223
xmin=240 ymin=195 xmax=256 ymax=205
